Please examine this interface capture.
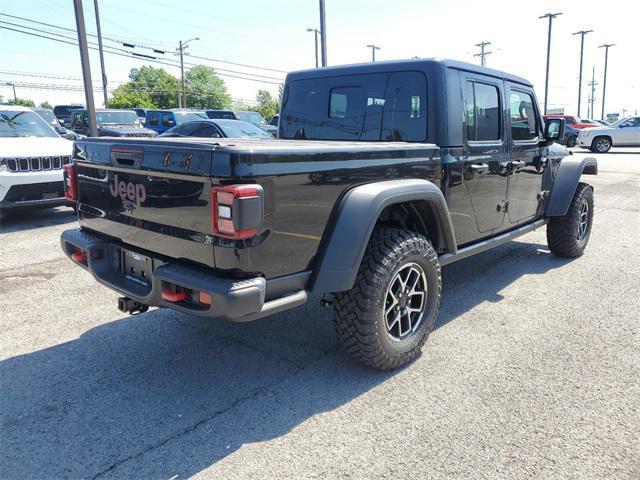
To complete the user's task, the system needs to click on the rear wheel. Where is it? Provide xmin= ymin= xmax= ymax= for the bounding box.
xmin=566 ymin=135 xmax=577 ymax=148
xmin=547 ymin=182 xmax=594 ymax=258
xmin=333 ymin=227 xmax=441 ymax=370
xmin=590 ymin=136 xmax=611 ymax=153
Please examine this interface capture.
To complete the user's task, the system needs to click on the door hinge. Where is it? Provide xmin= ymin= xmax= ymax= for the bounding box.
xmin=497 ymin=200 xmax=508 ymax=212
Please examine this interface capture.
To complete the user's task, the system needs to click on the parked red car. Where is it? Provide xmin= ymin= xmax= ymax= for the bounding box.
xmin=543 ymin=115 xmax=599 ymax=129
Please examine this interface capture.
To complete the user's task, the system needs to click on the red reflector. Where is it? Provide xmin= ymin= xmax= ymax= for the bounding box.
xmin=198 ymin=292 xmax=212 ymax=305
xmin=162 ymin=289 xmax=189 ymax=302
xmin=71 ymin=249 xmax=87 ymax=264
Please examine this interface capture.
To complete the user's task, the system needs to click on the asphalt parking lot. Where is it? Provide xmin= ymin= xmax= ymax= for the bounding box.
xmin=1 ymin=148 xmax=639 ymax=479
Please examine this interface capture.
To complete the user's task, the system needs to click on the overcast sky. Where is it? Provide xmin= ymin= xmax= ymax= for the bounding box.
xmin=1 ymin=0 xmax=638 ymax=117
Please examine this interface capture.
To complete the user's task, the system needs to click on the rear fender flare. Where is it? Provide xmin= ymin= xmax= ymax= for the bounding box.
xmin=546 ymin=156 xmax=597 ymax=216
xmin=310 ymin=179 xmax=456 ymax=294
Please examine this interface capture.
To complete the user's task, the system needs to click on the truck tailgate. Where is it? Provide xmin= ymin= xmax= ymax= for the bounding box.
xmin=74 ymin=139 xmax=216 ymax=267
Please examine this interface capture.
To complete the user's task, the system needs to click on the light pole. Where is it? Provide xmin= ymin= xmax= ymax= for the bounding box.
xmin=539 ymin=12 xmax=562 ymax=114
xmin=598 ymin=43 xmax=615 ymax=121
xmin=94 ymin=0 xmax=108 ymax=108
xmin=319 ymin=0 xmax=327 ymax=67
xmin=306 ymin=28 xmax=320 ymax=68
xmin=177 ymin=37 xmax=199 ymax=108
xmin=572 ymin=30 xmax=592 ymax=117
xmin=473 ymin=41 xmax=492 ymax=67
xmin=366 ymin=44 xmax=381 ymax=62
xmin=5 ymin=82 xmax=17 ymax=102
xmin=73 ymin=0 xmax=97 ymax=137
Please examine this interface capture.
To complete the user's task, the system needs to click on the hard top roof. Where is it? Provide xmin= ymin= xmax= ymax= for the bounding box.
xmin=286 ymin=57 xmax=532 ymax=87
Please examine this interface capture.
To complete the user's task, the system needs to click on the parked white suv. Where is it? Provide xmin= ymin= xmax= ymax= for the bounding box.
xmin=577 ymin=116 xmax=640 ymax=152
xmin=0 ymin=105 xmax=73 ymax=218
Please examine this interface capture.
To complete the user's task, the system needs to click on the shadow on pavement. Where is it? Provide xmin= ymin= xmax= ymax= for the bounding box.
xmin=0 ymin=239 xmax=572 ymax=478
xmin=0 ymin=207 xmax=76 ymax=234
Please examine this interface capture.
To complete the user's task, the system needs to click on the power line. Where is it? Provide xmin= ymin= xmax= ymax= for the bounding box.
xmin=0 ymin=12 xmax=289 ymax=74
xmin=0 ymin=24 xmax=283 ymax=85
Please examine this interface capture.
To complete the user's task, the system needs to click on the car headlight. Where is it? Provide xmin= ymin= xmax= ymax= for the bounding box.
xmin=581 ymin=130 xmax=591 ymax=137
xmin=0 ymin=159 xmax=9 ymax=172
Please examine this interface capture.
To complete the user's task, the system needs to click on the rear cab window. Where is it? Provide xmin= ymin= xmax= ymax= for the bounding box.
xmin=281 ymin=71 xmax=427 ymax=142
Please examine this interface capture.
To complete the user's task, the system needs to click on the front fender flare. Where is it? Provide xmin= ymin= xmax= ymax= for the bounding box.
xmin=311 ymin=179 xmax=456 ymax=294
xmin=546 ymin=156 xmax=597 ymax=216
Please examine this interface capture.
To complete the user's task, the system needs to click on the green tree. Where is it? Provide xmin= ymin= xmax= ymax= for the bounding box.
xmin=8 ymin=98 xmax=36 ymax=107
xmin=109 ymin=89 xmax=155 ymax=109
xmin=109 ymin=66 xmax=179 ymax=109
xmin=184 ymin=65 xmax=231 ymax=109
xmin=39 ymin=101 xmax=53 ymax=109
xmin=251 ymin=89 xmax=280 ymax=121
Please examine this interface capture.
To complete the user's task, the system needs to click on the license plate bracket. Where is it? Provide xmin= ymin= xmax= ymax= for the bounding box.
xmin=121 ymin=248 xmax=152 ymax=287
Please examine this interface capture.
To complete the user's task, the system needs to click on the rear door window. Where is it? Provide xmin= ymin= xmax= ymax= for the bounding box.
xmin=464 ymin=81 xmax=501 ymax=141
xmin=161 ymin=113 xmax=174 ymax=127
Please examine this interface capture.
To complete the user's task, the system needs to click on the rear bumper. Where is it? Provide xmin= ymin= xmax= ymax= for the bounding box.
xmin=60 ymin=228 xmax=307 ymax=322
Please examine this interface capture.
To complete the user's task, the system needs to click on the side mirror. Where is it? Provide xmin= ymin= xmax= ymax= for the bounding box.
xmin=544 ymin=117 xmax=565 ymax=143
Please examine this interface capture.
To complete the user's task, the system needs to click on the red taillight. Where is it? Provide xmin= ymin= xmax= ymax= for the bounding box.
xmin=63 ymin=164 xmax=78 ymax=201
xmin=212 ymin=185 xmax=263 ymax=240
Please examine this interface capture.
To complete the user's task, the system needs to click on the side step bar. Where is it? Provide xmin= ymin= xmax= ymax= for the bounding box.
xmin=237 ymin=290 xmax=308 ymax=322
xmin=439 ymin=219 xmax=548 ymax=266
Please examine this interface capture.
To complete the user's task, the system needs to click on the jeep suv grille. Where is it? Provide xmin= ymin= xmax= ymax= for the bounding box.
xmin=0 ymin=155 xmax=71 ymax=172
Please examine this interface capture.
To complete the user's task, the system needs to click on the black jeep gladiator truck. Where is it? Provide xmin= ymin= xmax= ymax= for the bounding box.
xmin=61 ymin=59 xmax=597 ymax=370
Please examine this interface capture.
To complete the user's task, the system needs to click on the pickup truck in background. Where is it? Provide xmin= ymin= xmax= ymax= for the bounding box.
xmin=61 ymin=59 xmax=597 ymax=370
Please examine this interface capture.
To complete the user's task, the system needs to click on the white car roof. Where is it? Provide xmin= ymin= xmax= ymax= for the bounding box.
xmin=0 ymin=104 xmax=33 ymax=112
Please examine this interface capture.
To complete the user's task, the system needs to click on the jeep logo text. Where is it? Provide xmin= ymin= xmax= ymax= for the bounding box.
xmin=109 ymin=174 xmax=147 ymax=206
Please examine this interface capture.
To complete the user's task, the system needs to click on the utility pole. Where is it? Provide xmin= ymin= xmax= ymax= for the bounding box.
xmin=366 ymin=44 xmax=381 ymax=62
xmin=306 ymin=28 xmax=320 ymax=68
xmin=93 ymin=0 xmax=108 ymax=108
xmin=176 ymin=38 xmax=199 ymax=108
xmin=599 ymin=43 xmax=615 ymax=121
xmin=588 ymin=67 xmax=598 ymax=120
xmin=473 ymin=41 xmax=492 ymax=67
xmin=5 ymin=82 xmax=17 ymax=102
xmin=539 ymin=12 xmax=562 ymax=114
xmin=572 ymin=30 xmax=592 ymax=117
xmin=73 ymin=0 xmax=97 ymax=137
xmin=319 ymin=0 xmax=327 ymax=67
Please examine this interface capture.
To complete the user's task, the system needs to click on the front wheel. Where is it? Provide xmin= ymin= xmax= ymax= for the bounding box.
xmin=590 ymin=136 xmax=611 ymax=153
xmin=332 ymin=228 xmax=441 ymax=370
xmin=547 ymin=182 xmax=594 ymax=258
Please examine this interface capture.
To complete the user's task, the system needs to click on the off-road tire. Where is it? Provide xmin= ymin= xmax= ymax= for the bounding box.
xmin=547 ymin=182 xmax=594 ymax=258
xmin=332 ymin=228 xmax=441 ymax=370
xmin=590 ymin=136 xmax=612 ymax=153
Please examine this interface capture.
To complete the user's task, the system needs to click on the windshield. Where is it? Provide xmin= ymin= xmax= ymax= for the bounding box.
xmin=0 ymin=110 xmax=58 ymax=138
xmin=174 ymin=111 xmax=207 ymax=124
xmin=96 ymin=111 xmax=139 ymax=126
xmin=35 ymin=109 xmax=58 ymax=124
xmin=235 ymin=111 xmax=266 ymax=125
xmin=216 ymin=120 xmax=272 ymax=138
